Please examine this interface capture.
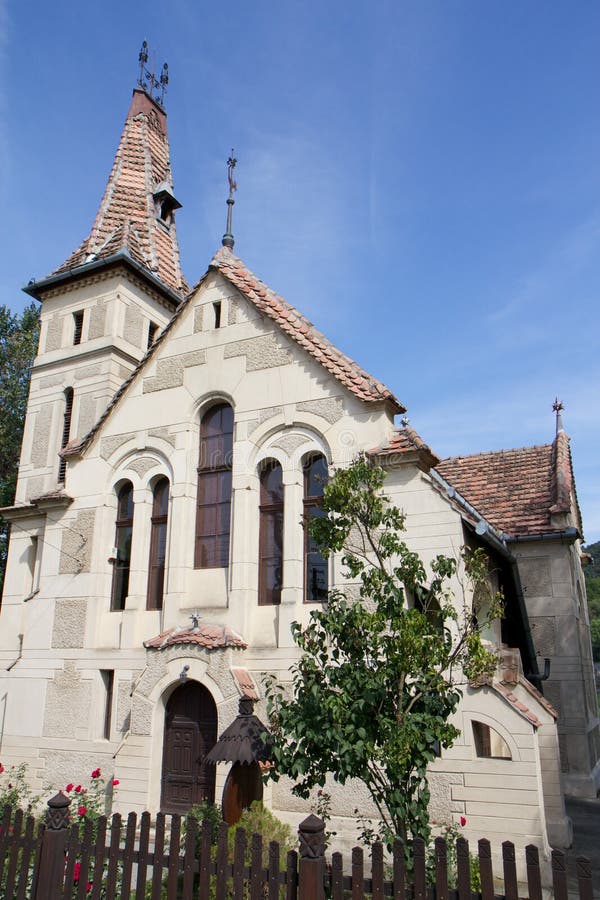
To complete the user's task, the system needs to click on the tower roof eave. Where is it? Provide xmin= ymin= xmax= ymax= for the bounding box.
xmin=23 ymin=250 xmax=185 ymax=308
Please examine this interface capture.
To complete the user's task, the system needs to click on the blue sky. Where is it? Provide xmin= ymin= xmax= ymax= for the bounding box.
xmin=1 ymin=1 xmax=599 ymax=541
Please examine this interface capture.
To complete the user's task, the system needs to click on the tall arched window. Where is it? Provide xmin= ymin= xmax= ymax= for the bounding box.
xmin=258 ymin=461 xmax=284 ymax=605
xmin=58 ymin=387 xmax=74 ymax=483
xmin=195 ymin=403 xmax=234 ymax=568
xmin=303 ymin=454 xmax=328 ymax=603
xmin=147 ymin=477 xmax=169 ymax=610
xmin=111 ymin=481 xmax=134 ymax=611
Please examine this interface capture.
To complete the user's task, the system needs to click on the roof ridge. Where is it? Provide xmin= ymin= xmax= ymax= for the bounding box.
xmin=440 ymin=443 xmax=553 ymax=463
xmin=210 ymin=246 xmax=404 ymax=411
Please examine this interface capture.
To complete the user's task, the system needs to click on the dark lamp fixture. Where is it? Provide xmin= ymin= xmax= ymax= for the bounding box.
xmin=179 ymin=664 xmax=190 ymax=684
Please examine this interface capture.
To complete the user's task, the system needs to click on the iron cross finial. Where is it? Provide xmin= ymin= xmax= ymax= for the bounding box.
xmin=222 ymin=150 xmax=238 ymax=250
xmin=227 ymin=151 xmax=238 ymax=197
xmin=137 ymin=40 xmax=169 ymax=108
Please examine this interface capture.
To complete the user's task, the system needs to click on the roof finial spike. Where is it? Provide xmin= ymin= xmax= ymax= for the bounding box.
xmin=552 ymin=397 xmax=565 ymax=435
xmin=138 ymin=41 xmax=149 ymax=87
xmin=222 ymin=150 xmax=237 ymax=250
xmin=137 ymin=40 xmax=169 ymax=108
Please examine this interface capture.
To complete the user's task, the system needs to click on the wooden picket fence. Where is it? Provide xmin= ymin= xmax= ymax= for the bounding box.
xmin=0 ymin=793 xmax=595 ymax=899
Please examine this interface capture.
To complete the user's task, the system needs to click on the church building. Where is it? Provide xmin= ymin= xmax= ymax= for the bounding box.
xmin=1 ymin=65 xmax=598 ymax=866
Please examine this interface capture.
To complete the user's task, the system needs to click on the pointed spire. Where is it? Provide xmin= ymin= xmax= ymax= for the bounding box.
xmin=45 ymin=74 xmax=187 ymax=298
xmin=553 ymin=398 xmax=565 ymax=435
xmin=222 ymin=151 xmax=237 ymax=250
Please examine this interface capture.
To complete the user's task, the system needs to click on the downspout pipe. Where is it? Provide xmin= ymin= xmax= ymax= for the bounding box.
xmin=429 ymin=469 xmax=540 ymax=682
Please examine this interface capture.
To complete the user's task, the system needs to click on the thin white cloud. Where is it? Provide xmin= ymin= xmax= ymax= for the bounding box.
xmin=488 ymin=215 xmax=600 ymax=324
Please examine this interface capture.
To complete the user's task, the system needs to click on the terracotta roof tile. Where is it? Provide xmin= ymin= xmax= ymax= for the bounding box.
xmin=50 ymin=89 xmax=187 ymax=297
xmin=231 ymin=667 xmax=260 ymax=700
xmin=370 ymin=426 xmax=440 ymax=469
xmin=210 ymin=246 xmax=403 ymax=411
xmin=144 ymin=623 xmax=247 ymax=651
xmin=436 ymin=444 xmax=556 ymax=536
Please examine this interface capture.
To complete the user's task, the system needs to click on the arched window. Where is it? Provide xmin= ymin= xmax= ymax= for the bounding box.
xmin=195 ymin=403 xmax=234 ymax=568
xmin=110 ymin=482 xmax=134 ymax=611
xmin=303 ymin=454 xmax=328 ymax=603
xmin=472 ymin=720 xmax=512 ymax=759
xmin=258 ymin=461 xmax=284 ymax=605
xmin=58 ymin=387 xmax=74 ymax=483
xmin=147 ymin=477 xmax=169 ymax=610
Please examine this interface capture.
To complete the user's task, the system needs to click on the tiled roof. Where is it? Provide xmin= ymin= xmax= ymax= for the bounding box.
xmin=50 ymin=89 xmax=187 ymax=297
xmin=370 ymin=426 xmax=440 ymax=470
xmin=231 ymin=667 xmax=259 ymax=700
xmin=144 ymin=623 xmax=247 ymax=651
xmin=210 ymin=246 xmax=404 ymax=411
xmin=436 ymin=443 xmax=557 ymax=536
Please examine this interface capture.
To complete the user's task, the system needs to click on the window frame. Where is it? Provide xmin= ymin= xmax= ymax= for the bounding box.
xmin=147 ymin=477 xmax=169 ymax=610
xmin=73 ymin=311 xmax=84 ymax=345
xmin=194 ymin=402 xmax=234 ymax=569
xmin=258 ymin=460 xmax=284 ymax=606
xmin=110 ymin=481 xmax=134 ymax=611
xmin=58 ymin=387 xmax=74 ymax=483
xmin=303 ymin=454 xmax=329 ymax=603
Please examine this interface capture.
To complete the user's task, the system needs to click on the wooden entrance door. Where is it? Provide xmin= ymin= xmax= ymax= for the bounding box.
xmin=161 ymin=682 xmax=217 ymax=813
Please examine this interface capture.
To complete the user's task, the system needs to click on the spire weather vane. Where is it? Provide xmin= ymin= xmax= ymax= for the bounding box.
xmin=222 ymin=150 xmax=238 ymax=249
xmin=138 ymin=41 xmax=169 ymax=107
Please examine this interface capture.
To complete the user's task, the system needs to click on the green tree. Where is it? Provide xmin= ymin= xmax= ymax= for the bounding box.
xmin=265 ymin=454 xmax=502 ymax=848
xmin=0 ymin=303 xmax=40 ymax=596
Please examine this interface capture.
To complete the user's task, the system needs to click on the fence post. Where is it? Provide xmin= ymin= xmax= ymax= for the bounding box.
xmin=298 ymin=814 xmax=325 ymax=900
xmin=34 ymin=791 xmax=71 ymax=900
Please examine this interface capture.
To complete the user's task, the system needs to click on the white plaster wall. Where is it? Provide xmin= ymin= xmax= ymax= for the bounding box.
xmin=0 ymin=267 xmax=568 ymax=878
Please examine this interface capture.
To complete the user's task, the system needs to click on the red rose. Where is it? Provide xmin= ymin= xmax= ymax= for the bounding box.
xmin=73 ymin=862 xmax=81 ymax=881
xmin=65 ymin=783 xmax=74 ymax=792
xmin=91 ymin=768 xmax=101 ymax=779
xmin=0 ymin=763 xmax=4 ymax=774
xmin=74 ymin=785 xmax=82 ymax=793
xmin=78 ymin=806 xmax=87 ymax=817
xmin=86 ymin=883 xmax=92 ymax=893
xmin=112 ymin=779 xmax=120 ymax=786
xmin=460 ymin=816 xmax=467 ymax=827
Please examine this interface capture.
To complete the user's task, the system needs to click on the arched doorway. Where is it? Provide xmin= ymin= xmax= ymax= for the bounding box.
xmin=161 ymin=681 xmax=217 ymax=814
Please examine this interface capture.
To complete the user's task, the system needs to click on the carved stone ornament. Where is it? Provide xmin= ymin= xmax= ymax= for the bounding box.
xmin=46 ymin=791 xmax=71 ymax=830
xmin=298 ymin=814 xmax=325 ymax=859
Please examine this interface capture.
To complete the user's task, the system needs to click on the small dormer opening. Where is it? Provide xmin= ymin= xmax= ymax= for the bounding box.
xmin=147 ymin=321 xmax=159 ymax=349
xmin=213 ymin=301 xmax=222 ymax=329
xmin=73 ymin=311 xmax=84 ymax=345
xmin=153 ymin=182 xmax=182 ymax=228
xmin=159 ymin=200 xmax=172 ymax=225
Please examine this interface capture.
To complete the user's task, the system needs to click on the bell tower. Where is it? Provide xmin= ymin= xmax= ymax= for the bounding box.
xmin=15 ymin=47 xmax=187 ymax=505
